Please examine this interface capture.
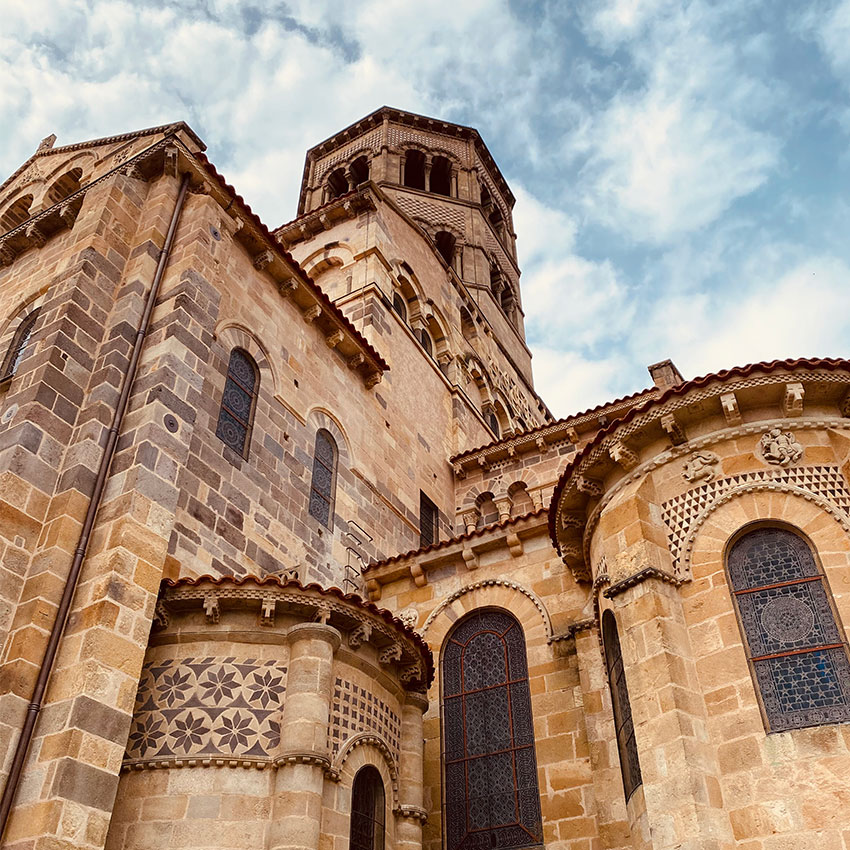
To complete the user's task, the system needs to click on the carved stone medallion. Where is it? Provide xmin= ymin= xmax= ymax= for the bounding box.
xmin=397 ymin=606 xmax=419 ymax=630
xmin=682 ymin=451 xmax=719 ymax=483
xmin=758 ymin=428 xmax=803 ymax=466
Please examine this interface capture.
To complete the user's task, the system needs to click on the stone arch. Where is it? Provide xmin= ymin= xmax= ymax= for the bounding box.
xmin=333 ymin=733 xmax=400 ymax=812
xmin=0 ymin=193 xmax=34 ymax=233
xmin=682 ymin=482 xmax=850 ymax=581
xmin=305 ymin=406 xmax=354 ymax=471
xmin=316 ymin=146 xmax=373 ymax=185
xmin=214 ymin=322 xmax=278 ymax=400
xmin=0 ymin=289 xmax=48 ymax=341
xmin=301 ymin=241 xmax=356 ymax=273
xmin=421 ymin=579 xmax=554 ymax=648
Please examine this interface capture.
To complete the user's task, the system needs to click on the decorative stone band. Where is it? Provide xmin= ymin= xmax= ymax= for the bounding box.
xmin=274 ymin=752 xmax=332 ymax=769
xmin=602 ymin=567 xmax=684 ymax=599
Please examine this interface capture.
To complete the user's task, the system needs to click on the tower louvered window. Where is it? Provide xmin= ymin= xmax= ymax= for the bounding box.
xmin=215 ymin=348 xmax=258 ymax=458
xmin=727 ymin=526 xmax=850 ymax=732
xmin=602 ymin=610 xmax=642 ymax=801
xmin=350 ymin=766 xmax=385 ymax=850
xmin=1 ymin=310 xmax=39 ymax=382
xmin=309 ymin=429 xmax=337 ymax=528
xmin=442 ymin=609 xmax=543 ymax=850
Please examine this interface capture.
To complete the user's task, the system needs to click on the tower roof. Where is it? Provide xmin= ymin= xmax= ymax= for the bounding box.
xmin=297 ymin=106 xmax=515 ymax=215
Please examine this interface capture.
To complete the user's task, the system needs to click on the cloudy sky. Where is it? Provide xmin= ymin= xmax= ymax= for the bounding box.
xmin=2 ymin=0 xmax=849 ymax=418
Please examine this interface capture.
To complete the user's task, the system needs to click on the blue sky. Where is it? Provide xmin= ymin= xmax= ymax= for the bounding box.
xmin=2 ymin=0 xmax=849 ymax=418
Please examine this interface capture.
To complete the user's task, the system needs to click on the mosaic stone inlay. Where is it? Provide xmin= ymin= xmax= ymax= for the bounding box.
xmin=662 ymin=465 xmax=850 ymax=567
xmin=329 ymin=678 xmax=401 ymax=765
xmin=125 ymin=657 xmax=287 ymax=764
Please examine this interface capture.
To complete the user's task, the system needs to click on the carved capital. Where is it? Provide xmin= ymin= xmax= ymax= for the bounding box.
xmin=348 ymin=621 xmax=372 ymax=649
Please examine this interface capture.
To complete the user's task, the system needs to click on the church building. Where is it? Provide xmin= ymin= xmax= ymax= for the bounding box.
xmin=0 ymin=108 xmax=848 ymax=850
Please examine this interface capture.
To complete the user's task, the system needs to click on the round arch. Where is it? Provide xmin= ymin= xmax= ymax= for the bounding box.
xmin=305 ymin=405 xmax=354 ymax=471
xmin=333 ymin=734 xmax=400 ymax=814
xmin=214 ymin=322 xmax=278 ymax=400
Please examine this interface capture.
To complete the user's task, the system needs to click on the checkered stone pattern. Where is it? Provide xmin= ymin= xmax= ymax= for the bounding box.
xmin=662 ymin=466 xmax=850 ymax=566
xmin=388 ymin=127 xmax=467 ymax=160
xmin=124 ymin=657 xmax=287 ymax=765
xmin=329 ymin=677 xmax=401 ymax=764
xmin=393 ymin=195 xmax=466 ymax=233
xmin=315 ymin=128 xmax=383 ymax=181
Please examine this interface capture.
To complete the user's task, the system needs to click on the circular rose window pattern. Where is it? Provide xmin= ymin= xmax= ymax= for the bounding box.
xmin=760 ymin=596 xmax=815 ymax=643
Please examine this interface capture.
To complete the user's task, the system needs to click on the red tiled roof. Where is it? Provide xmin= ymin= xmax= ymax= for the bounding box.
xmin=450 ymin=386 xmax=658 ymax=463
xmin=162 ymin=573 xmax=433 ymax=684
xmin=274 ymin=187 xmax=358 ymax=233
xmin=195 ymin=153 xmax=389 ymax=373
xmin=547 ymin=357 xmax=850 ymax=549
xmin=365 ymin=506 xmax=548 ymax=572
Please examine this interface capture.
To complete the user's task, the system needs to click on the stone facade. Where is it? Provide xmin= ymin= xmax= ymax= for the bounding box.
xmin=0 ymin=110 xmax=849 ymax=850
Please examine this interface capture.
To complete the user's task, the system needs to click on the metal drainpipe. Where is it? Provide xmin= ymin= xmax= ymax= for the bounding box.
xmin=0 ymin=171 xmax=191 ymax=840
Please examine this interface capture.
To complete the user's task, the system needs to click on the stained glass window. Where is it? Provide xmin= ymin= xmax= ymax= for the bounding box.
xmin=1 ymin=310 xmax=39 ymax=382
xmin=442 ymin=609 xmax=543 ymax=850
xmin=727 ymin=526 xmax=850 ymax=732
xmin=215 ymin=348 xmax=258 ymax=458
xmin=602 ymin=610 xmax=642 ymax=801
xmin=309 ymin=429 xmax=337 ymax=528
xmin=350 ymin=765 xmax=385 ymax=850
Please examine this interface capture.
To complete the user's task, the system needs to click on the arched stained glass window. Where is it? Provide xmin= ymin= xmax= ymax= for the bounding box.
xmin=602 ymin=610 xmax=642 ymax=801
xmin=1 ymin=310 xmax=39 ymax=382
xmin=442 ymin=609 xmax=542 ymax=850
xmin=350 ymin=765 xmax=385 ymax=850
xmin=215 ymin=348 xmax=258 ymax=458
xmin=727 ymin=526 xmax=850 ymax=732
xmin=392 ymin=291 xmax=407 ymax=323
xmin=309 ymin=429 xmax=337 ymax=528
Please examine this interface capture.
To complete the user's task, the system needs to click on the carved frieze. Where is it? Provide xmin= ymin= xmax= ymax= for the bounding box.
xmin=682 ymin=451 xmax=719 ymax=483
xmin=758 ymin=428 xmax=803 ymax=466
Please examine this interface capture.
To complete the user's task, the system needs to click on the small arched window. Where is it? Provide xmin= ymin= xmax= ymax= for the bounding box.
xmin=727 ymin=526 xmax=850 ymax=732
xmin=435 ymin=231 xmax=455 ymax=268
xmin=327 ymin=168 xmax=349 ymax=200
xmin=350 ymin=766 xmax=385 ymax=850
xmin=392 ymin=291 xmax=407 ymax=323
xmin=602 ymin=610 xmax=642 ymax=801
xmin=46 ymin=167 xmax=83 ymax=206
xmin=350 ymin=156 xmax=369 ymax=186
xmin=442 ymin=608 xmax=543 ymax=850
xmin=430 ymin=156 xmax=452 ymax=196
xmin=404 ymin=150 xmax=426 ymax=190
xmin=485 ymin=409 xmax=499 ymax=437
xmin=480 ymin=184 xmax=492 ymax=210
xmin=418 ymin=328 xmax=433 ymax=357
xmin=309 ymin=429 xmax=338 ymax=528
xmin=1 ymin=310 xmax=39 ymax=382
xmin=0 ymin=195 xmax=34 ymax=234
xmin=215 ymin=348 xmax=258 ymax=458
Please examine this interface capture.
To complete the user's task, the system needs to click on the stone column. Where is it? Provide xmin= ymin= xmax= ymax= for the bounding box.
xmin=269 ymin=622 xmax=341 ymax=850
xmin=495 ymin=496 xmax=512 ymax=522
xmin=424 ymin=156 xmax=432 ymax=192
xmin=395 ymin=691 xmax=428 ymax=850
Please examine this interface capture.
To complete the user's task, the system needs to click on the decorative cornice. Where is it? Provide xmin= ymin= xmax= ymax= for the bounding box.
xmin=602 ymin=567 xmax=684 ymax=599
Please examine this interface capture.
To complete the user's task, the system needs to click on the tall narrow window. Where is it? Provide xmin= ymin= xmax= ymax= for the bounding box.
xmin=215 ymin=348 xmax=258 ymax=458
xmin=420 ymin=491 xmax=438 ymax=547
xmin=350 ymin=766 xmax=385 ymax=850
xmin=392 ymin=291 xmax=407 ymax=323
xmin=727 ymin=526 xmax=850 ymax=732
xmin=602 ymin=610 xmax=642 ymax=801
xmin=417 ymin=327 xmax=433 ymax=358
xmin=430 ymin=156 xmax=452 ymax=196
xmin=404 ymin=150 xmax=426 ymax=190
xmin=1 ymin=310 xmax=39 ymax=382
xmin=350 ymin=156 xmax=370 ymax=186
xmin=309 ymin=429 xmax=338 ymax=528
xmin=442 ymin=609 xmax=543 ymax=850
xmin=435 ymin=231 xmax=455 ymax=268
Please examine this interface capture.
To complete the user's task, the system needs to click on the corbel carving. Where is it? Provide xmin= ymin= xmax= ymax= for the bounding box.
xmin=842 ymin=389 xmax=850 ymax=418
xmin=122 ymin=162 xmax=146 ymax=181
xmin=720 ymin=392 xmax=742 ymax=426
xmin=260 ymin=597 xmax=276 ymax=627
xmin=59 ymin=201 xmax=80 ymax=229
xmin=365 ymin=371 xmax=382 ymax=389
xmin=348 ymin=621 xmax=372 ymax=649
xmin=348 ymin=353 xmax=365 ymax=370
xmin=560 ymin=510 xmax=585 ymax=530
xmin=536 ymin=436 xmax=547 ymax=454
xmin=462 ymin=547 xmax=479 ymax=570
xmin=399 ymin=663 xmax=424 ymax=685
xmin=576 ymin=475 xmax=603 ymax=498
xmin=25 ymin=223 xmax=46 ymax=247
xmin=661 ymin=412 xmax=686 ymax=445
xmin=278 ymin=278 xmax=298 ymax=298
xmin=453 ymin=463 xmax=467 ymax=480
xmin=566 ymin=427 xmax=579 ymax=444
xmin=506 ymin=532 xmax=523 ymax=557
xmin=253 ymin=249 xmax=274 ymax=271
xmin=319 ymin=213 xmax=331 ymax=230
xmin=378 ymin=643 xmax=403 ymax=665
xmin=0 ymin=245 xmax=15 ymax=266
xmin=164 ymin=144 xmax=179 ymax=177
xmin=203 ymin=595 xmax=220 ymax=624
xmin=410 ymin=562 xmax=427 ymax=587
xmin=325 ymin=329 xmax=344 ymax=349
xmin=609 ymin=440 xmax=638 ymax=471
xmin=153 ymin=599 xmax=170 ymax=629
xmin=783 ymin=382 xmax=804 ymax=417
xmin=303 ymin=304 xmax=322 ymax=323
xmin=366 ymin=578 xmax=381 ymax=600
